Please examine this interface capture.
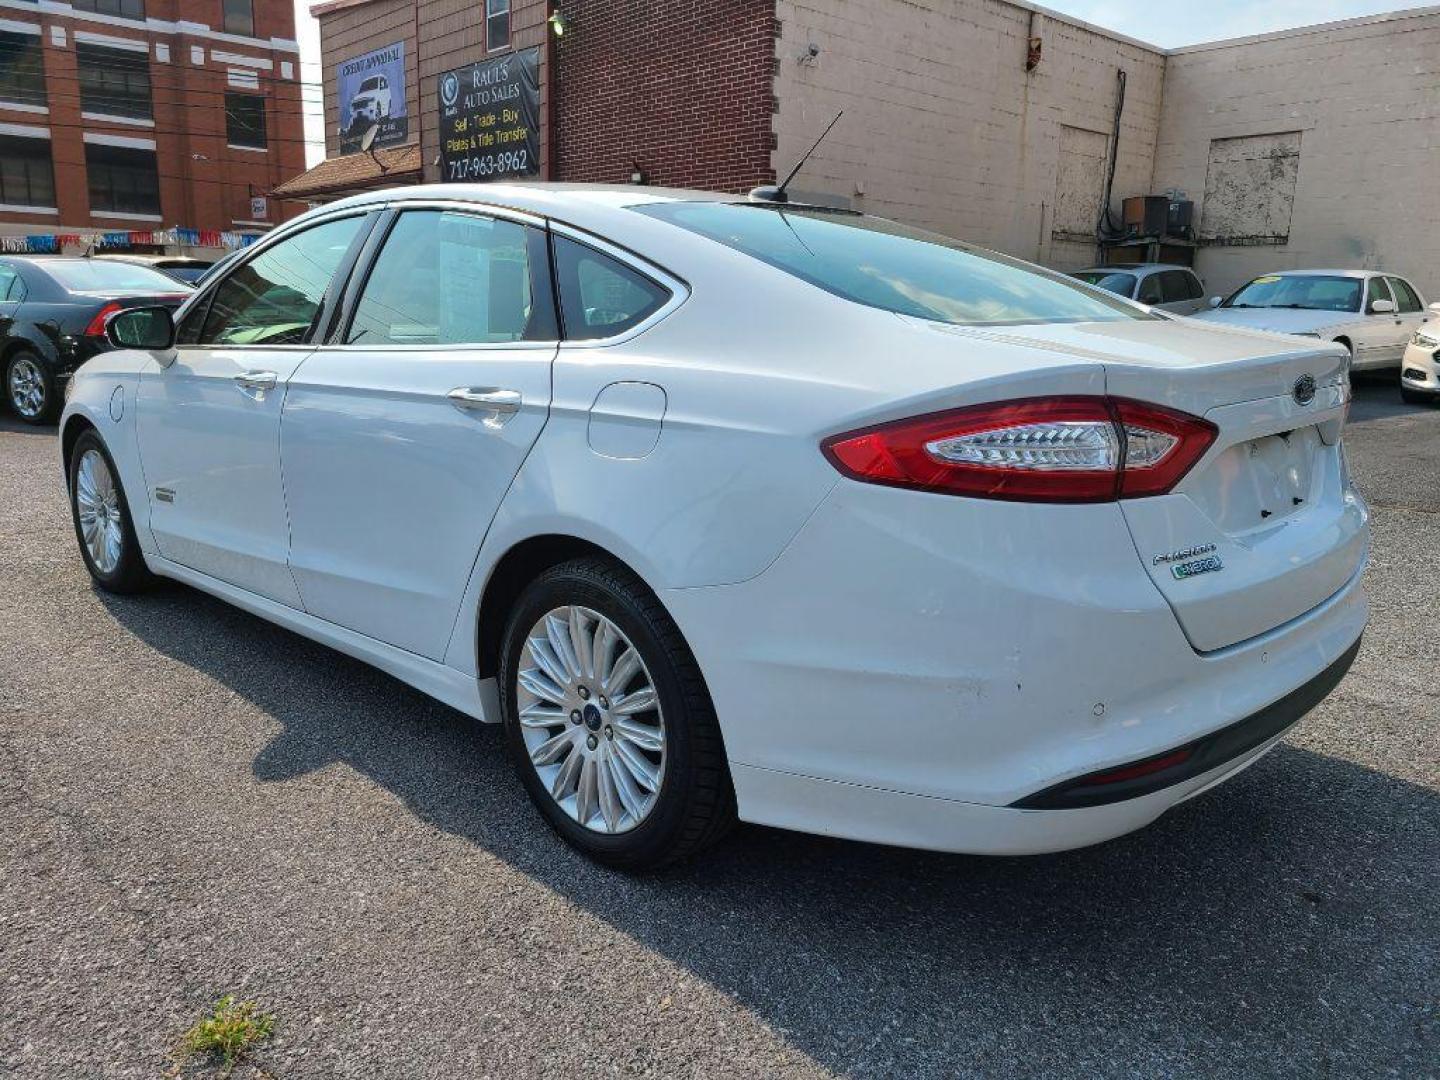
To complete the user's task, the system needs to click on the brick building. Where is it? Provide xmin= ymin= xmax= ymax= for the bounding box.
xmin=0 ymin=0 xmax=307 ymax=255
xmin=284 ymin=0 xmax=1439 ymax=300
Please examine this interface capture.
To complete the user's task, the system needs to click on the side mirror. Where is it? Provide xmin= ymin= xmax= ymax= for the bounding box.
xmin=106 ymin=305 xmax=175 ymax=351
xmin=1369 ymin=298 xmax=1396 ymax=314
xmin=1208 ymin=296 xmax=1222 ymax=308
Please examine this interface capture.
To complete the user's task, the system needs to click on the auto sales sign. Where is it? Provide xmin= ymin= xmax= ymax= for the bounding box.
xmin=338 ymin=42 xmax=408 ymax=155
xmin=438 ymin=47 xmax=540 ymax=181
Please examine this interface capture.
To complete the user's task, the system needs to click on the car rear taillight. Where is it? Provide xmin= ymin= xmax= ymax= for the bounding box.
xmin=82 ymin=302 xmax=123 ymax=338
xmin=821 ymin=396 xmax=1217 ymax=503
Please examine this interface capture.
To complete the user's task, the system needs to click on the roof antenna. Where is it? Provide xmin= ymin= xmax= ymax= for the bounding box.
xmin=749 ymin=111 xmax=843 ymax=204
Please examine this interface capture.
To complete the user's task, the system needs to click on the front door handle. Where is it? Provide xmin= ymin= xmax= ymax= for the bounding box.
xmin=234 ymin=370 xmax=278 ymax=391
xmin=448 ymin=387 xmax=522 ymax=428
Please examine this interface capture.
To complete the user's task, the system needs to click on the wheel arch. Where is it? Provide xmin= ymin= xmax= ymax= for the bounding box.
xmin=60 ymin=413 xmax=98 ymax=480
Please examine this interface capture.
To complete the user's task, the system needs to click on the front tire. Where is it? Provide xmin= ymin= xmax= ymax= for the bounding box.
xmin=6 ymin=351 xmax=58 ymax=424
xmin=499 ymin=556 xmax=735 ymax=869
xmin=68 ymin=430 xmax=154 ymax=593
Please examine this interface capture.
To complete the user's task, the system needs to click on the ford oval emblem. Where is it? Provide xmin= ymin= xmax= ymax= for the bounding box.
xmin=1293 ymin=373 xmax=1316 ymax=406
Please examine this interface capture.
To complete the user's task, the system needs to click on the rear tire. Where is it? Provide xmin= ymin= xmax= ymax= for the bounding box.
xmin=68 ymin=430 xmax=155 ymax=593
xmin=498 ymin=556 xmax=735 ymax=869
xmin=5 ymin=350 xmax=58 ymax=424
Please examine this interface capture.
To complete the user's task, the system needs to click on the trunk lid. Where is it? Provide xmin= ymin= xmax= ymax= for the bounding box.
xmin=979 ymin=318 xmax=1368 ymax=652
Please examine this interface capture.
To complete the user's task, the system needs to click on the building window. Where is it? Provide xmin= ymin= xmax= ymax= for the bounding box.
xmin=77 ymin=43 xmax=153 ymax=120
xmin=223 ymin=0 xmax=254 ymax=37
xmin=86 ymin=142 xmax=160 ymax=215
xmin=0 ymin=134 xmax=55 ymax=208
xmin=72 ymin=0 xmax=146 ymax=20
xmin=486 ymin=0 xmax=510 ymax=50
xmin=0 ymin=31 xmax=46 ymax=108
xmin=226 ymin=93 xmax=267 ymax=149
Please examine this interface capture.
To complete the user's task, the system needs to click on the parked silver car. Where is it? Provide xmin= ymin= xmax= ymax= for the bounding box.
xmin=1072 ymin=263 xmax=1208 ymax=315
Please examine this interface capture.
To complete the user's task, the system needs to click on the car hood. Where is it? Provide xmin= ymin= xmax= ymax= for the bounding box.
xmin=1189 ymin=307 xmax=1353 ymax=335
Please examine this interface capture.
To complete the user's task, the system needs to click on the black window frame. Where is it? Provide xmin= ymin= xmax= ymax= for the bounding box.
xmin=76 ymin=42 xmax=153 ymax=121
xmin=331 ymin=206 xmax=557 ymax=347
xmin=225 ymin=92 xmax=267 ymax=150
xmin=0 ymin=132 xmax=56 ymax=209
xmin=486 ymin=0 xmax=510 ymax=50
xmin=0 ymin=29 xmax=47 ymax=109
xmin=72 ymin=0 xmax=146 ymax=20
xmin=223 ymin=0 xmax=254 ymax=36
xmin=85 ymin=141 xmax=160 ymax=216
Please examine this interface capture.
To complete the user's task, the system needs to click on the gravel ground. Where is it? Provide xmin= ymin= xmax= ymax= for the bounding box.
xmin=1 ymin=381 xmax=1436 ymax=1078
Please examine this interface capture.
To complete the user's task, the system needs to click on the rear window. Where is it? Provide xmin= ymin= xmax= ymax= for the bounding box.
xmin=634 ymin=202 xmax=1154 ymax=327
xmin=1072 ymin=271 xmax=1137 ymax=298
xmin=44 ymin=260 xmax=187 ymax=293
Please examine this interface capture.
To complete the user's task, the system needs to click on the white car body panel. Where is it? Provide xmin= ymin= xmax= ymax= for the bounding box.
xmin=59 ymin=184 xmax=1371 ymax=856
xmin=1400 ymin=325 xmax=1440 ymax=398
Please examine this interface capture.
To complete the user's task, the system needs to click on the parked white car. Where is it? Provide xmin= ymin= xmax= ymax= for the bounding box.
xmin=1193 ymin=269 xmax=1428 ymax=371
xmin=1071 ymin=263 xmax=1208 ymax=315
xmin=60 ymin=185 xmax=1369 ymax=868
xmin=348 ymin=74 xmax=391 ymax=126
xmin=1399 ymin=307 xmax=1440 ymax=404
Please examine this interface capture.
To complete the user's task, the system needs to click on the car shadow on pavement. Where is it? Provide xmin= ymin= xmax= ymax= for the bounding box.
xmin=97 ymin=581 xmax=1440 ymax=1074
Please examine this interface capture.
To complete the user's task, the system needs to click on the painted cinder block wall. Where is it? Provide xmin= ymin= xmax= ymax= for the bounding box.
xmin=1152 ymin=9 xmax=1440 ymax=301
xmin=771 ymin=0 xmax=1167 ymax=269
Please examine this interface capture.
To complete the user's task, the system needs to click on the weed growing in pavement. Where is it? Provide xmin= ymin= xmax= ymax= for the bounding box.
xmin=177 ymin=995 xmax=275 ymax=1075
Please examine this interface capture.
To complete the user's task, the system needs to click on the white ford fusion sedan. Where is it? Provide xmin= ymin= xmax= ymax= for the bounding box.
xmin=60 ymin=184 xmax=1369 ymax=868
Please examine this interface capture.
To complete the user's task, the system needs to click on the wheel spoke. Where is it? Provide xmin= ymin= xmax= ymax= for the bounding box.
xmin=530 ymin=728 xmax=576 ymax=767
xmin=603 ymin=647 xmax=640 ymax=695
xmin=612 ymin=737 xmax=660 ymax=793
xmin=550 ymin=743 xmax=584 ymax=802
xmin=569 ymin=607 xmax=594 ymax=680
xmin=518 ymin=702 xmax=567 ymax=728
xmin=574 ymin=756 xmax=598 ymax=826
xmin=546 ymin=613 xmax=580 ymax=679
xmin=614 ymin=717 xmax=664 ymax=754
xmin=609 ymin=687 xmax=657 ymax=717
xmin=596 ymin=753 xmax=623 ymax=832
xmin=605 ymin=754 xmax=645 ymax=822
xmin=525 ymin=637 xmax=570 ymax=692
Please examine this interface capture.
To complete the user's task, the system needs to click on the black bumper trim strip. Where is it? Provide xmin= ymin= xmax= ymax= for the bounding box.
xmin=1010 ymin=636 xmax=1362 ymax=810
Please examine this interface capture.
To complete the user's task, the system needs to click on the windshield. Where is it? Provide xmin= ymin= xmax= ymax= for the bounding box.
xmin=360 ymin=77 xmax=381 ymax=91
xmin=1224 ymin=274 xmax=1361 ymax=313
xmin=1071 ymin=270 xmax=1137 ymax=298
xmin=46 ymin=260 xmax=188 ymax=293
xmin=634 ymin=202 xmax=1154 ymax=327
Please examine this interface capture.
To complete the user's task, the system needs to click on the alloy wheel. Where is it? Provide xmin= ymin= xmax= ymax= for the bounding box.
xmin=516 ymin=605 xmax=666 ymax=834
xmin=8 ymin=357 xmax=44 ymax=418
xmin=75 ymin=449 xmax=124 ymax=575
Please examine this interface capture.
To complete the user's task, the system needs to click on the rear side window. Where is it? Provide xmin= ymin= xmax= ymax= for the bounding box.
xmin=195 ymin=216 xmax=364 ymax=347
xmin=634 ymin=201 xmax=1153 ymax=326
xmin=345 ymin=210 xmax=552 ymax=346
xmin=1387 ymin=277 xmax=1422 ymax=313
xmin=1158 ymin=270 xmax=1194 ymax=304
xmin=553 ymin=234 xmax=669 ymax=341
xmin=1136 ymin=274 xmax=1164 ymax=305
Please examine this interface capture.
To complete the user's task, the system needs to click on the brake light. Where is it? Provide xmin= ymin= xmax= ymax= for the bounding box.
xmin=83 ymin=302 xmax=123 ymax=338
xmin=821 ymin=396 xmax=1217 ymax=503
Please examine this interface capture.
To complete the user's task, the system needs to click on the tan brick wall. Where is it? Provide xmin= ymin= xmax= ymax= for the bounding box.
xmin=772 ymin=0 xmax=1167 ymax=266
xmin=1153 ymin=9 xmax=1440 ymax=300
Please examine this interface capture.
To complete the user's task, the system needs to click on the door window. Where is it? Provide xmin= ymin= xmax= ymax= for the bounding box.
xmin=1365 ymin=276 xmax=1393 ymax=313
xmin=1183 ymin=270 xmax=1204 ymax=300
xmin=553 ymin=235 xmax=670 ymax=340
xmin=1158 ymin=270 xmax=1194 ymax=305
xmin=1136 ymin=273 xmax=1164 ymax=306
xmin=345 ymin=210 xmax=550 ymax=346
xmin=194 ymin=216 xmax=365 ymax=347
xmin=1386 ymin=277 xmax=1422 ymax=313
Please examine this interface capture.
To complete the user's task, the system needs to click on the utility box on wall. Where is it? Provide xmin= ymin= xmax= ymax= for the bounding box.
xmin=1123 ymin=195 xmax=1193 ymax=237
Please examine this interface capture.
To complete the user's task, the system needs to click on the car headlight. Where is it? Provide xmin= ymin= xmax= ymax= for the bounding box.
xmin=1412 ymin=331 xmax=1439 ymax=350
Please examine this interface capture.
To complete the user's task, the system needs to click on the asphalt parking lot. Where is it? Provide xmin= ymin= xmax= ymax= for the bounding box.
xmin=1 ymin=380 xmax=1437 ymax=1078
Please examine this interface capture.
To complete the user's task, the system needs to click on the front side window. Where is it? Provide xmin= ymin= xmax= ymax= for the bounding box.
xmin=1071 ymin=271 xmax=1136 ymax=299
xmin=1225 ymin=274 xmax=1363 ymax=314
xmin=1386 ymin=277 xmax=1422 ymax=313
xmin=0 ymin=134 xmax=55 ymax=208
xmin=86 ymin=143 xmax=159 ymax=215
xmin=486 ymin=0 xmax=510 ymax=49
xmin=346 ymin=210 xmax=548 ymax=346
xmin=223 ymin=0 xmax=254 ymax=37
xmin=635 ymin=202 xmax=1154 ymax=327
xmin=196 ymin=216 xmax=364 ymax=346
xmin=225 ymin=93 xmax=267 ymax=149
xmin=76 ymin=44 xmax=152 ymax=120
xmin=0 ymin=31 xmax=46 ymax=108
xmin=72 ymin=0 xmax=145 ymax=19
xmin=1365 ymin=276 xmax=1393 ymax=313
xmin=553 ymin=235 xmax=670 ymax=341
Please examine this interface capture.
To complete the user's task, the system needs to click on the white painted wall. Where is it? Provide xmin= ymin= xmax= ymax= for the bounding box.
xmin=1153 ymin=8 xmax=1440 ymax=300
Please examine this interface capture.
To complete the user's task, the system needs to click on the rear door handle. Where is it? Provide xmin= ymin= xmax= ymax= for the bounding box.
xmin=234 ymin=370 xmax=278 ymax=391
xmin=448 ymin=387 xmax=522 ymax=428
